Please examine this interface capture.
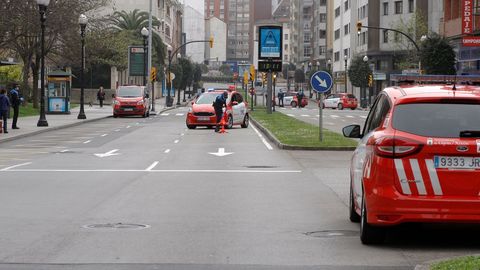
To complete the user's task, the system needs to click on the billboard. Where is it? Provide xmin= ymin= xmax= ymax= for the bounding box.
xmin=128 ymin=46 xmax=147 ymax=77
xmin=258 ymin=26 xmax=283 ymax=60
xmin=463 ymin=0 xmax=473 ymax=35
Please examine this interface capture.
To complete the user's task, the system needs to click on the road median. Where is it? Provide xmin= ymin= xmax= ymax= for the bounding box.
xmin=250 ymin=108 xmax=357 ymax=151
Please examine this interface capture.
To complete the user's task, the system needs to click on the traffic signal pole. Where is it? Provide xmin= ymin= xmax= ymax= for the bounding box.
xmin=266 ymin=71 xmax=273 ymax=114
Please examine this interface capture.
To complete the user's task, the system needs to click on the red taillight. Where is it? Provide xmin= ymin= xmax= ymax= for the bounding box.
xmin=370 ymin=136 xmax=423 ymax=158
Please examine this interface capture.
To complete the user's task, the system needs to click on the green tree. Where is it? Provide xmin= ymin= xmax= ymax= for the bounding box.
xmin=419 ymin=33 xmax=456 ymax=75
xmin=192 ymin=63 xmax=203 ymax=91
xmin=282 ymin=63 xmax=296 ymax=79
xmin=171 ymin=63 xmax=183 ymax=91
xmin=348 ymin=56 xmax=372 ymax=88
xmin=110 ymin=9 xmax=166 ymax=65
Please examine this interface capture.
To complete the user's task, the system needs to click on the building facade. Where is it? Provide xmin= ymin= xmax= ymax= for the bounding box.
xmin=184 ymin=5 xmax=205 ymax=64
xmin=205 ymin=16 xmax=227 ymax=66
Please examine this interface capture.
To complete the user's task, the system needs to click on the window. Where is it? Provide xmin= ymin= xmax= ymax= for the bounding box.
xmin=334 ymin=51 xmax=340 ymax=62
xmin=319 ymin=30 xmax=326 ymax=39
xmin=319 ymin=13 xmax=327 ymax=23
xmin=320 ymin=0 xmax=327 ymax=6
xmin=304 ymin=33 xmax=311 ymax=42
xmin=344 ymin=48 xmax=349 ymax=57
xmin=364 ymin=95 xmax=391 ymax=134
xmin=395 ymin=1 xmax=403 ymax=14
xmin=344 ymin=23 xmax=350 ymax=35
xmin=319 ymin=46 xmax=326 ymax=55
xmin=335 ymin=7 xmax=340 ymax=17
xmin=344 ymin=0 xmax=349 ymax=11
xmin=383 ymin=30 xmax=388 ymax=43
xmin=408 ymin=0 xmax=414 ymax=13
xmin=383 ymin=2 xmax=389 ymax=15
xmin=380 ymin=60 xmax=389 ymax=70
xmin=334 ymin=29 xmax=340 ymax=40
xmin=285 ymin=34 xmax=288 ymax=40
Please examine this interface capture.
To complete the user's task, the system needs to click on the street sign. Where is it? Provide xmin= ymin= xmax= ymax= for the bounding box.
xmin=258 ymin=25 xmax=283 ymax=60
xmin=463 ymin=36 xmax=480 ymax=47
xmin=310 ymin=71 xmax=333 ymax=93
xmin=128 ymin=46 xmax=146 ymax=77
xmin=258 ymin=61 xmax=282 ymax=72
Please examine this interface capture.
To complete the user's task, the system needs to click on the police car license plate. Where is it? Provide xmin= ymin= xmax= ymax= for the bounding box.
xmin=123 ymin=108 xmax=133 ymax=111
xmin=434 ymin=156 xmax=480 ymax=169
xmin=198 ymin=116 xmax=210 ymax=121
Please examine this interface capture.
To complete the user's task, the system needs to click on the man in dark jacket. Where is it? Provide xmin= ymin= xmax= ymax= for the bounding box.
xmin=212 ymin=91 xmax=228 ymax=132
xmin=0 ymin=88 xmax=11 ymax=133
xmin=9 ymin=85 xmax=21 ymax=129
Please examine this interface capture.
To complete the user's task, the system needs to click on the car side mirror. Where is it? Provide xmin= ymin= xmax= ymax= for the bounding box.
xmin=343 ymin=124 xmax=362 ymax=138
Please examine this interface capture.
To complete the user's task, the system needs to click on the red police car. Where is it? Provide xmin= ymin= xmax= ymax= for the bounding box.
xmin=186 ymin=90 xmax=249 ymax=129
xmin=343 ymin=80 xmax=480 ymax=245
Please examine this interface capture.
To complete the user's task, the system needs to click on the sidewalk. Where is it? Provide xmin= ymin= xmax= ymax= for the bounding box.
xmin=0 ymin=97 xmax=181 ymax=144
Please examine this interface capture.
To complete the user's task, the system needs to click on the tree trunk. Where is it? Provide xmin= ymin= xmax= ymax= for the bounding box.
xmin=21 ymin=55 xmax=32 ymax=104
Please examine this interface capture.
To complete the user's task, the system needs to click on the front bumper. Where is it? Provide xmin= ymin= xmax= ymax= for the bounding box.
xmin=186 ymin=113 xmax=217 ymax=126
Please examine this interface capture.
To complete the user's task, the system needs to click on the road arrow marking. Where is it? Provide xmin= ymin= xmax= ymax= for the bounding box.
xmin=209 ymin=148 xmax=234 ymax=157
xmin=315 ymin=75 xmax=328 ymax=88
xmin=95 ymin=149 xmax=120 ymax=158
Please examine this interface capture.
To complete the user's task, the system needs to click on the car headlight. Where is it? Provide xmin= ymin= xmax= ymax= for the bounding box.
xmin=137 ymin=100 xmax=144 ymax=105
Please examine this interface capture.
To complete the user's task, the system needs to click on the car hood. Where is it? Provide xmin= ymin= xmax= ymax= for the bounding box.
xmin=192 ymin=103 xmax=214 ymax=112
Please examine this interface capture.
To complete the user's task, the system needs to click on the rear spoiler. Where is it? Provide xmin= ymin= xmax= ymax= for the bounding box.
xmin=391 ymin=74 xmax=480 ymax=85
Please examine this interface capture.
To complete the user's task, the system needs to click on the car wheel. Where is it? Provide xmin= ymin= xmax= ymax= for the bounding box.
xmin=338 ymin=103 xmax=344 ymax=110
xmin=360 ymin=192 xmax=386 ymax=245
xmin=113 ymin=114 xmax=118 ymax=118
xmin=351 ymin=107 xmax=356 ymax=110
xmin=349 ymin=185 xmax=361 ymax=223
xmin=241 ymin=114 xmax=249 ymax=128
xmin=226 ymin=115 xmax=233 ymax=129
xmin=291 ymin=101 xmax=297 ymax=107
xmin=187 ymin=125 xmax=196 ymax=129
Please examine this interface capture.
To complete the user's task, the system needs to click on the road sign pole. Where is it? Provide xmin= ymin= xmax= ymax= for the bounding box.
xmin=266 ymin=71 xmax=273 ymax=114
xmin=319 ymin=94 xmax=323 ymax=142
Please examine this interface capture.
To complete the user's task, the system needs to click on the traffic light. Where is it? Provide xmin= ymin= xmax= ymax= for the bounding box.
xmin=368 ymin=74 xmax=373 ymax=87
xmin=249 ymin=65 xmax=256 ymax=82
xmin=356 ymin=21 xmax=362 ymax=34
xmin=150 ymin=67 xmax=157 ymax=82
xmin=209 ymin=36 xmax=214 ymax=48
xmin=262 ymin=72 xmax=267 ymax=83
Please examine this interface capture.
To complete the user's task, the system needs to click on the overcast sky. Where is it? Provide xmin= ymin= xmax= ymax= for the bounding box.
xmin=184 ymin=0 xmax=204 ymax=15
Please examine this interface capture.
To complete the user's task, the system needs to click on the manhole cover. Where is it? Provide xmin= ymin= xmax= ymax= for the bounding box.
xmin=304 ymin=230 xmax=358 ymax=238
xmin=83 ymin=223 xmax=150 ymax=230
xmin=245 ymin=166 xmax=278 ymax=169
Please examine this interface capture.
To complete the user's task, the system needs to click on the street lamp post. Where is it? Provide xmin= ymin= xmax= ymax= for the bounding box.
xmin=344 ymin=55 xmax=348 ymax=93
xmin=362 ymin=55 xmax=369 ymax=109
xmin=166 ymin=45 xmax=173 ymax=107
xmin=176 ymin=53 xmax=181 ymax=106
xmin=36 ymin=0 xmax=50 ymax=127
xmin=77 ymin=14 xmax=88 ymax=120
xmin=141 ymin=27 xmax=149 ymax=87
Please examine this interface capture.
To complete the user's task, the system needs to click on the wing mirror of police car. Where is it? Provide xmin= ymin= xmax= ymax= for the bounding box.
xmin=343 ymin=124 xmax=362 ymax=138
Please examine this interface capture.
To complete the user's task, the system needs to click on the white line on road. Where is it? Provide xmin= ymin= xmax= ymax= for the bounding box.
xmin=346 ymin=115 xmax=354 ymax=118
xmin=164 ymin=149 xmax=171 ymax=153
xmin=174 ymin=140 xmax=180 ymax=144
xmin=180 ymin=133 xmax=185 ymax=136
xmin=251 ymin=124 xmax=273 ymax=150
xmin=101 ymin=134 xmax=108 ymax=137
xmin=175 ymin=113 xmax=184 ymax=116
xmin=287 ymin=114 xmax=295 ymax=117
xmin=3 ymin=169 xmax=302 ymax=173
xmin=126 ymin=126 xmax=131 ymax=129
xmin=1 ymin=162 xmax=32 ymax=171
xmin=60 ymin=149 xmax=70 ymax=153
xmin=301 ymin=114 xmax=310 ymax=117
xmin=161 ymin=113 xmax=170 ymax=116
xmin=360 ymin=116 xmax=367 ymax=119
xmin=114 ymin=129 xmax=121 ymax=132
xmin=146 ymin=161 xmax=159 ymax=171
xmin=83 ymin=140 xmax=92 ymax=144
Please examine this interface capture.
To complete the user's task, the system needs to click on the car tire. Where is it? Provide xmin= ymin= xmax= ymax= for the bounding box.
xmin=241 ymin=114 xmax=249 ymax=128
xmin=351 ymin=107 xmax=356 ymax=110
xmin=291 ymin=101 xmax=297 ymax=107
xmin=226 ymin=115 xmax=233 ymax=129
xmin=187 ymin=125 xmax=196 ymax=129
xmin=142 ymin=111 xmax=147 ymax=118
xmin=338 ymin=103 xmax=344 ymax=110
xmin=360 ymin=193 xmax=386 ymax=245
xmin=349 ymin=185 xmax=361 ymax=223
xmin=113 ymin=114 xmax=118 ymax=118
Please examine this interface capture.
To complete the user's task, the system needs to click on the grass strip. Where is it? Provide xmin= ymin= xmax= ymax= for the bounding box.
xmin=18 ymin=103 xmax=39 ymax=117
xmin=431 ymin=256 xmax=480 ymax=270
xmin=250 ymin=107 xmax=358 ymax=148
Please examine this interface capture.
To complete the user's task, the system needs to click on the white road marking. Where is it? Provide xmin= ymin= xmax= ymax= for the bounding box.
xmin=126 ymin=126 xmax=131 ymax=129
xmin=83 ymin=140 xmax=92 ymax=144
xmin=164 ymin=149 xmax=171 ymax=153
xmin=174 ymin=140 xmax=180 ymax=144
xmin=360 ymin=116 xmax=367 ymax=119
xmin=1 ymin=162 xmax=32 ymax=171
xmin=325 ymin=122 xmax=335 ymax=125
xmin=251 ymin=124 xmax=273 ymax=150
xmin=346 ymin=115 xmax=354 ymax=118
xmin=146 ymin=161 xmax=159 ymax=171
xmin=101 ymin=134 xmax=108 ymax=137
xmin=330 ymin=115 xmax=340 ymax=118
xmin=301 ymin=114 xmax=310 ymax=117
xmin=94 ymin=149 xmax=120 ymax=158
xmin=3 ymin=169 xmax=302 ymax=173
xmin=176 ymin=113 xmax=184 ymax=116
xmin=161 ymin=113 xmax=170 ymax=116
xmin=114 ymin=129 xmax=121 ymax=132
xmin=287 ymin=114 xmax=295 ymax=117
xmin=209 ymin=148 xmax=234 ymax=157
xmin=60 ymin=149 xmax=70 ymax=153
xmin=180 ymin=133 xmax=185 ymax=136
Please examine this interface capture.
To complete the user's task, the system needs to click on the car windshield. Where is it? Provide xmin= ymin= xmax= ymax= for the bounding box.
xmin=117 ymin=86 xmax=142 ymax=97
xmin=392 ymin=103 xmax=480 ymax=138
xmin=196 ymin=93 xmax=220 ymax=104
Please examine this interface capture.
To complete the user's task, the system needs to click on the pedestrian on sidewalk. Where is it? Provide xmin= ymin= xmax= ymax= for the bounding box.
xmin=0 ymin=88 xmax=11 ymax=134
xmin=97 ymin=86 xmax=106 ymax=108
xmin=9 ymin=85 xmax=21 ymax=129
xmin=212 ymin=91 xmax=228 ymax=133
xmin=278 ymin=89 xmax=285 ymax=107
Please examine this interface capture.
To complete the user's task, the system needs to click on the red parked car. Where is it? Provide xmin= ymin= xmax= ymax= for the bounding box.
xmin=323 ymin=93 xmax=358 ymax=110
xmin=112 ymin=85 xmax=151 ymax=118
xmin=343 ymin=83 xmax=480 ymax=245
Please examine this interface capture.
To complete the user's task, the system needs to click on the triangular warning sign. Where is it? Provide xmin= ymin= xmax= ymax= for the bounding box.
xmin=263 ymin=31 xmax=278 ymax=47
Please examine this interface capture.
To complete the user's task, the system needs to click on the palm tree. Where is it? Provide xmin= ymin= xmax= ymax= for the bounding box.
xmin=110 ymin=9 xmax=166 ymax=65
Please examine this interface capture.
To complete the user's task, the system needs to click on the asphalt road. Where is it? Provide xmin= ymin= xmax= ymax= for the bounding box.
xmin=0 ymin=107 xmax=479 ymax=270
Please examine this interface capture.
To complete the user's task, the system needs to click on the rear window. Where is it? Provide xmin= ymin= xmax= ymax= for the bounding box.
xmin=392 ymin=103 xmax=480 ymax=138
xmin=117 ymin=86 xmax=142 ymax=97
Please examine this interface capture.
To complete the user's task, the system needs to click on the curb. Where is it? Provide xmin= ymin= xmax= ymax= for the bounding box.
xmin=250 ymin=117 xmax=356 ymax=151
xmin=414 ymin=254 xmax=480 ymax=270
xmin=0 ymin=106 xmax=178 ymax=145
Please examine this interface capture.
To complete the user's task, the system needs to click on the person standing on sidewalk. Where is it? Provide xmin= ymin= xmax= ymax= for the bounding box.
xmin=212 ymin=91 xmax=228 ymax=133
xmin=9 ymin=85 xmax=21 ymax=129
xmin=0 ymin=89 xmax=11 ymax=133
xmin=97 ymin=86 xmax=106 ymax=108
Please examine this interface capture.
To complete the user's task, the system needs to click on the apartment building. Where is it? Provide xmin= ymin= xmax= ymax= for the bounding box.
xmin=184 ymin=5 xmax=205 ymax=63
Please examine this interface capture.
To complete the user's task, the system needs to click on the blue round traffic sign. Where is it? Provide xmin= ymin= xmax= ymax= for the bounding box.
xmin=310 ymin=71 xmax=333 ymax=93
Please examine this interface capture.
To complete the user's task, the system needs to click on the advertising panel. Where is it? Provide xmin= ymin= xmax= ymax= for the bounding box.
xmin=258 ymin=26 xmax=283 ymax=60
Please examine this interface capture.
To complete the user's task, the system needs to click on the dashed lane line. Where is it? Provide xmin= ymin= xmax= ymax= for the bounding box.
xmin=0 ymin=162 xmax=32 ymax=171
xmin=2 ymin=169 xmax=302 ymax=173
xmin=164 ymin=149 xmax=171 ymax=154
xmin=146 ymin=161 xmax=159 ymax=171
xmin=83 ymin=140 xmax=92 ymax=144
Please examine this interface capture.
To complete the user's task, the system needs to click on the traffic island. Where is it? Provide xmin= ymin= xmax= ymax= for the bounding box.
xmin=415 ymin=255 xmax=480 ymax=270
xmin=250 ymin=108 xmax=357 ymax=151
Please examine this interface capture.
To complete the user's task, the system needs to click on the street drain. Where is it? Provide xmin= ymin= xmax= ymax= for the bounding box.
xmin=83 ymin=223 xmax=150 ymax=230
xmin=245 ymin=166 xmax=278 ymax=169
xmin=304 ymin=230 xmax=358 ymax=238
